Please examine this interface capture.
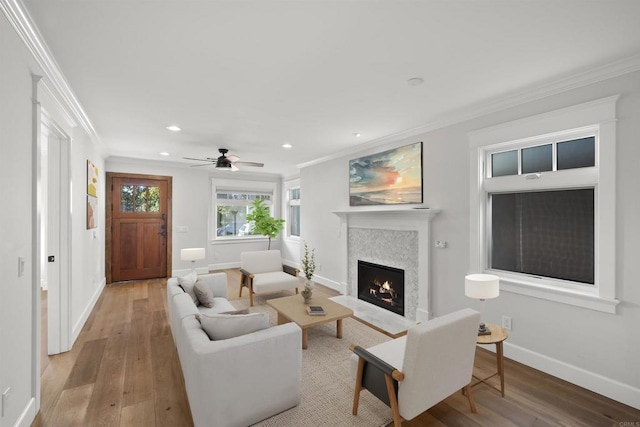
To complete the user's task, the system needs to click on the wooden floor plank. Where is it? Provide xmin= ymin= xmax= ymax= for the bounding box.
xmin=122 ymin=298 xmax=153 ymax=407
xmin=120 ymin=399 xmax=156 ymax=427
xmin=46 ymin=384 xmax=94 ymax=427
xmin=63 ymin=338 xmax=107 ymax=390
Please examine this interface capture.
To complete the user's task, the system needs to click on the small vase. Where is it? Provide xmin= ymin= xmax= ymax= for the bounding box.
xmin=302 ymin=289 xmax=312 ymax=304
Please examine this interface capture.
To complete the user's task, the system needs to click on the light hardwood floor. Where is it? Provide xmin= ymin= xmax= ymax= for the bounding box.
xmin=33 ymin=270 xmax=640 ymax=426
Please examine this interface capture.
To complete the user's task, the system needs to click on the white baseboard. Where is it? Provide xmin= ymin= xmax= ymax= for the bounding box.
xmin=14 ymin=397 xmax=36 ymax=427
xmin=312 ymin=274 xmax=346 ymax=294
xmin=208 ymin=262 xmax=240 ymax=271
xmin=501 ymin=341 xmax=640 ymax=410
xmin=71 ymin=277 xmax=105 ymax=344
xmin=173 ymin=267 xmax=210 ymax=277
xmin=416 ymin=308 xmax=432 ymax=322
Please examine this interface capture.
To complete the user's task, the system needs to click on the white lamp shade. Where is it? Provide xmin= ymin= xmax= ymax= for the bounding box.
xmin=465 ymin=273 xmax=500 ymax=300
xmin=181 ymin=247 xmax=206 ymax=261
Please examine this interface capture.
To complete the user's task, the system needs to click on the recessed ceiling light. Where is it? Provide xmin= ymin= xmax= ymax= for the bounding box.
xmin=160 ymin=152 xmax=170 ymax=156
xmin=282 ymin=143 xmax=293 ymax=149
xmin=166 ymin=125 xmax=181 ymax=132
xmin=407 ymin=77 xmax=424 ymax=86
xmin=353 ymin=133 xmax=361 ymax=137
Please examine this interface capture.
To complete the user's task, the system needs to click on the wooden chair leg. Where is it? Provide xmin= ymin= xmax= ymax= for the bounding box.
xmin=295 ymin=287 xmax=299 ymax=294
xmin=239 ymin=273 xmax=245 ymax=298
xmin=352 ymin=357 xmax=365 ymax=415
xmin=248 ymin=278 xmax=254 ymax=306
xmin=464 ymin=385 xmax=477 ymax=414
xmin=385 ymin=374 xmax=402 ymax=427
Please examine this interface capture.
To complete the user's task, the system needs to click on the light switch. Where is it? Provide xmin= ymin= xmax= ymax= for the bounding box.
xmin=176 ymin=226 xmax=189 ymax=233
xmin=18 ymin=257 xmax=25 ymax=277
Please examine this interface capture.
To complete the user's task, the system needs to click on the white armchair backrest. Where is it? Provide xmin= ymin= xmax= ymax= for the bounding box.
xmin=241 ymin=250 xmax=284 ymax=274
xmin=398 ymin=308 xmax=480 ymax=420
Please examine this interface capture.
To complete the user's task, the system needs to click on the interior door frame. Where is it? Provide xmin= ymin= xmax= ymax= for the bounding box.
xmin=106 ymin=172 xmax=172 ymax=283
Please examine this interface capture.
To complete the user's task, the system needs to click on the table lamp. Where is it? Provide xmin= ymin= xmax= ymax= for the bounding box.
xmin=181 ymin=247 xmax=205 ymax=271
xmin=465 ymin=273 xmax=499 ymax=335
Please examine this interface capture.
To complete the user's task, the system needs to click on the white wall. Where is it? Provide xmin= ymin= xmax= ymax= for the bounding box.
xmin=0 ymin=11 xmax=106 ymax=426
xmin=301 ymin=71 xmax=640 ymax=409
xmin=105 ymin=159 xmax=285 ymax=276
xmin=0 ymin=14 xmax=40 ymax=427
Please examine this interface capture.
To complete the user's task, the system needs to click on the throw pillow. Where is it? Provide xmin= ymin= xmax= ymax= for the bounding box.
xmin=194 ymin=278 xmax=215 ymax=308
xmin=197 ymin=312 xmax=269 ymax=340
xmin=177 ymin=270 xmax=198 ymax=305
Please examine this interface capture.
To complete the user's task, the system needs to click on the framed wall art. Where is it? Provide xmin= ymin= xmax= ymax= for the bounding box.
xmin=349 ymin=141 xmax=423 ymax=206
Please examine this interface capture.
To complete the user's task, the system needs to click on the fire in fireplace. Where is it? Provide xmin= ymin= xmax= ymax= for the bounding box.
xmin=357 ymin=260 xmax=404 ymax=316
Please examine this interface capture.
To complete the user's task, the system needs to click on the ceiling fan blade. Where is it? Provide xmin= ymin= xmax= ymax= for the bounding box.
xmin=231 ymin=164 xmax=239 ymax=172
xmin=234 ymin=161 xmax=264 ymax=168
xmin=183 ymin=157 xmax=213 ymax=162
xmin=190 ymin=163 xmax=213 ymax=168
xmin=227 ymin=155 xmax=240 ymax=162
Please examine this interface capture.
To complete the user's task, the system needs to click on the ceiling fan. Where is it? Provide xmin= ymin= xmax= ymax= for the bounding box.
xmin=183 ymin=148 xmax=264 ymax=171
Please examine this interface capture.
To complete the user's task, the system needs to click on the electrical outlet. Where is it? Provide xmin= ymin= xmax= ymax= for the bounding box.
xmin=502 ymin=315 xmax=512 ymax=331
xmin=435 ymin=240 xmax=448 ymax=248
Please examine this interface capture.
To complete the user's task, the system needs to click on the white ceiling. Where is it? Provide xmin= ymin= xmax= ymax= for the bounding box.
xmin=22 ymin=0 xmax=640 ymax=176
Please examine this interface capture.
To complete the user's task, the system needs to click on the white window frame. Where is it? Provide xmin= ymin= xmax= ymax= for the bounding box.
xmin=211 ymin=178 xmax=277 ymax=243
xmin=468 ymin=96 xmax=620 ymax=313
xmin=286 ymin=182 xmax=301 ymax=240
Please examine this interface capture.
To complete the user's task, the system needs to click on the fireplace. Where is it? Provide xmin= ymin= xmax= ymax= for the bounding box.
xmin=357 ymin=260 xmax=404 ymax=316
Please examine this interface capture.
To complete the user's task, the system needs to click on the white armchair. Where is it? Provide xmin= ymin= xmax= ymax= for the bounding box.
xmin=350 ymin=308 xmax=481 ymax=426
xmin=239 ymin=250 xmax=300 ymax=306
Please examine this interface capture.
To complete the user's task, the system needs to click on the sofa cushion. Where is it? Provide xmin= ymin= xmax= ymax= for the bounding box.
xmin=178 ymin=271 xmax=199 ymax=305
xmin=197 ymin=312 xmax=269 ymax=340
xmin=194 ymin=278 xmax=215 ymax=308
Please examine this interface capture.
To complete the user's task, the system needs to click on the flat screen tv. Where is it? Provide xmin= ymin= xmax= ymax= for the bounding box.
xmin=349 ymin=141 xmax=423 ymax=206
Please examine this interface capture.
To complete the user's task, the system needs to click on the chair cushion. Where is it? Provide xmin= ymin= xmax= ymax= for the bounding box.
xmin=252 ymin=271 xmax=300 ymax=294
xmin=241 ymin=250 xmax=284 ymax=274
xmin=197 ymin=312 xmax=269 ymax=340
xmin=194 ymin=278 xmax=215 ymax=308
xmin=178 ymin=271 xmax=199 ymax=305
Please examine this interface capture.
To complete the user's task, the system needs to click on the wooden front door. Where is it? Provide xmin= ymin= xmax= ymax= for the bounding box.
xmin=107 ymin=173 xmax=172 ymax=282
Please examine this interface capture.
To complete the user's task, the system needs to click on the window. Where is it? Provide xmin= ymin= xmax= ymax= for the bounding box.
xmin=215 ymin=191 xmax=271 ymax=238
xmin=212 ymin=178 xmax=279 ymax=241
xmin=469 ymin=96 xmax=619 ymax=313
xmin=288 ymin=187 xmax=300 ymax=237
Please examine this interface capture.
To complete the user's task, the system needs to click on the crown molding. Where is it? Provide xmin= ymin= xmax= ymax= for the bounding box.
xmin=1 ymin=0 xmax=99 ymax=142
xmin=298 ymin=54 xmax=640 ymax=170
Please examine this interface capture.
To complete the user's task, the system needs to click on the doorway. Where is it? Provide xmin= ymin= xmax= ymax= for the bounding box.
xmin=106 ymin=173 xmax=172 ymax=283
xmin=40 ymin=114 xmax=72 ymax=356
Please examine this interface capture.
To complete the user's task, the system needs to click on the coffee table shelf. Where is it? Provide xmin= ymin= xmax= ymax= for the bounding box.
xmin=329 ymin=295 xmax=415 ymax=338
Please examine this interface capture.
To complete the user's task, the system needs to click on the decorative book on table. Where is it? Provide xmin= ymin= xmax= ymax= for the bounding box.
xmin=306 ymin=305 xmax=325 ymax=316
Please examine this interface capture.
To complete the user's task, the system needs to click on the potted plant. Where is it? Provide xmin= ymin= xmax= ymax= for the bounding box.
xmin=245 ymin=199 xmax=285 ymax=250
xmin=301 ymin=241 xmax=315 ymax=303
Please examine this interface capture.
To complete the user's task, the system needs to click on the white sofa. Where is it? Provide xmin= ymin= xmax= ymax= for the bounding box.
xmin=167 ymin=273 xmax=302 ymax=427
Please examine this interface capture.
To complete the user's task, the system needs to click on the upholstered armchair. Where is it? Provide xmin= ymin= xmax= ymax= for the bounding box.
xmin=239 ymin=250 xmax=300 ymax=306
xmin=350 ymin=308 xmax=481 ymax=426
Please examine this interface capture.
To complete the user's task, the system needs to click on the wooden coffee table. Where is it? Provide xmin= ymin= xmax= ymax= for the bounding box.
xmin=267 ymin=294 xmax=353 ymax=349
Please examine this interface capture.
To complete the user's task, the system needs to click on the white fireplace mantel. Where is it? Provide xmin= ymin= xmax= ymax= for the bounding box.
xmin=332 ymin=207 xmax=440 ymax=323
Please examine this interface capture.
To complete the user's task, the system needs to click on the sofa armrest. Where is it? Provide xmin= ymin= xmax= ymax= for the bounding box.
xmin=182 ymin=321 xmax=302 ymax=427
xmin=197 ymin=273 xmax=228 ymax=299
xmin=282 ymin=264 xmax=300 ymax=277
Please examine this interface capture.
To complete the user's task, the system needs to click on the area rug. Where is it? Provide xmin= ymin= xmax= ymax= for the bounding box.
xmin=232 ymin=293 xmax=393 ymax=427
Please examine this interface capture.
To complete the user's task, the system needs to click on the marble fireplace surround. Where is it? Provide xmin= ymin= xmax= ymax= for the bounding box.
xmin=333 ymin=208 xmax=440 ymax=323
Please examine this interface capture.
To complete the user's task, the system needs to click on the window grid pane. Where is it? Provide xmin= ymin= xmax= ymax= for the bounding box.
xmin=289 ymin=205 xmax=300 ymax=237
xmin=491 ymin=150 xmax=519 ymax=177
xmin=557 ymin=137 xmax=596 ymax=170
xmin=521 ymin=144 xmax=553 ymax=174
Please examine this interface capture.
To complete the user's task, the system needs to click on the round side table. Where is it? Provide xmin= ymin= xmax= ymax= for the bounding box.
xmin=473 ymin=323 xmax=508 ymax=396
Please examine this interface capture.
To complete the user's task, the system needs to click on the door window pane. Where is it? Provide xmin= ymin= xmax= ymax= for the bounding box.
xmin=521 ymin=144 xmax=552 ymax=174
xmin=491 ymin=189 xmax=594 ymax=284
xmin=557 ymin=137 xmax=595 ymax=170
xmin=491 ymin=150 xmax=518 ymax=177
xmin=121 ymin=185 xmax=160 ymax=213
